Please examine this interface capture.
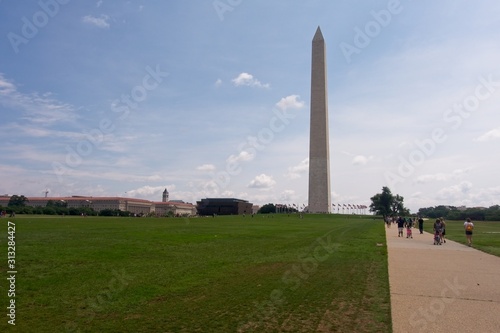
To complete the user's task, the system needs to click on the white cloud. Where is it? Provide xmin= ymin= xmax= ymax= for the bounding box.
xmin=0 ymin=76 xmax=16 ymax=95
xmin=352 ymin=155 xmax=373 ymax=166
xmin=96 ymin=0 xmax=103 ymax=8
xmin=125 ymin=185 xmax=174 ymax=199
xmin=279 ymin=190 xmax=295 ymax=201
xmin=276 ymin=95 xmax=305 ymax=111
xmin=0 ymin=123 xmax=80 ymax=140
xmin=197 ymin=180 xmax=220 ymax=195
xmin=231 ymin=72 xmax=270 ymax=89
xmin=415 ymin=169 xmax=471 ymax=184
xmin=82 ymin=14 xmax=110 ymax=28
xmin=472 ymin=186 xmax=500 ymax=205
xmin=408 ymin=184 xmax=500 ymax=211
xmin=475 ymin=127 xmax=500 ymax=142
xmin=248 ymin=174 xmax=276 ymax=189
xmin=398 ymin=141 xmax=410 ymax=149
xmin=285 ymin=158 xmax=308 ymax=179
xmin=38 ymin=165 xmax=169 ymax=187
xmin=0 ymin=74 xmax=78 ymax=125
xmin=197 ymin=164 xmax=216 ymax=172
xmin=226 ymin=150 xmax=255 ymax=164
xmin=2 ymin=144 xmax=66 ymax=164
xmin=416 ymin=173 xmax=451 ymax=183
xmin=221 ymin=190 xmax=235 ymax=197
xmin=215 ymin=79 xmax=222 ymax=87
xmin=436 ymin=181 xmax=473 ymax=201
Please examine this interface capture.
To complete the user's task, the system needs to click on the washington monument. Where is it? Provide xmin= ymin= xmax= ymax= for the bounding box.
xmin=308 ymin=26 xmax=331 ymax=213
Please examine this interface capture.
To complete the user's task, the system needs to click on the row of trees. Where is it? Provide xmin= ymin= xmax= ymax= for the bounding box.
xmin=368 ymin=187 xmax=500 ymax=221
xmin=1 ymin=204 xmax=99 ymax=216
xmin=417 ymin=205 xmax=500 ymax=221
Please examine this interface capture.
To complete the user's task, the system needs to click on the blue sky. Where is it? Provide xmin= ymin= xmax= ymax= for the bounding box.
xmin=1 ymin=0 xmax=500 ymax=213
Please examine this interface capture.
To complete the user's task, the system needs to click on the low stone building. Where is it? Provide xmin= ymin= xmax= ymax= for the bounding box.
xmin=154 ymin=201 xmax=197 ymax=217
xmin=0 ymin=194 xmax=196 ymax=216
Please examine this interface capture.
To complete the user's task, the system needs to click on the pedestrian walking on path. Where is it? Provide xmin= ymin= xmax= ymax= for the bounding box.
xmin=405 ymin=218 xmax=413 ymax=239
xmin=464 ymin=217 xmax=474 ymax=246
xmin=418 ymin=216 xmax=424 ymax=234
xmin=433 ymin=218 xmax=443 ymax=245
xmin=440 ymin=217 xmax=447 ymax=243
xmin=397 ymin=216 xmax=405 ymax=237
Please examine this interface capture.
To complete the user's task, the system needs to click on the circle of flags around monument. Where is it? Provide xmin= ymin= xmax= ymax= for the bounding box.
xmin=274 ymin=203 xmax=368 ymax=214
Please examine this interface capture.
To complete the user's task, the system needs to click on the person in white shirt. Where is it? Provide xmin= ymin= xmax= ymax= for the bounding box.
xmin=464 ymin=218 xmax=474 ymax=247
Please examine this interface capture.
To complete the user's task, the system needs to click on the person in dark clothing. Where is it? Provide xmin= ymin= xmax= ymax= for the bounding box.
xmin=418 ymin=216 xmax=424 ymax=234
xmin=440 ymin=217 xmax=447 ymax=243
xmin=397 ymin=216 xmax=405 ymax=237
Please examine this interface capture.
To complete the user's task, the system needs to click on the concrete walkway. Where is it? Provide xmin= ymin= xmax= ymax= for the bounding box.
xmin=385 ymin=225 xmax=500 ymax=333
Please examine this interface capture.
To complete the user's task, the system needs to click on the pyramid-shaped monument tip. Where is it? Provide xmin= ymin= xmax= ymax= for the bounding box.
xmin=313 ymin=26 xmax=324 ymax=41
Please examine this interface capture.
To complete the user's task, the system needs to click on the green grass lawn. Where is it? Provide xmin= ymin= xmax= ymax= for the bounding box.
xmin=424 ymin=219 xmax=500 ymax=256
xmin=1 ymin=214 xmax=391 ymax=333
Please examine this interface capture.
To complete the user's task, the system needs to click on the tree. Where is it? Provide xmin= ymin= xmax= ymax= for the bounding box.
xmin=417 ymin=205 xmax=500 ymax=221
xmin=370 ymin=187 xmax=409 ymax=217
xmin=8 ymin=195 xmax=29 ymax=207
xmin=258 ymin=203 xmax=276 ymax=214
xmin=417 ymin=205 xmax=452 ymax=219
xmin=99 ymin=209 xmax=116 ymax=216
xmin=43 ymin=207 xmax=57 ymax=215
xmin=485 ymin=205 xmax=500 ymax=221
xmin=391 ymin=194 xmax=410 ymax=216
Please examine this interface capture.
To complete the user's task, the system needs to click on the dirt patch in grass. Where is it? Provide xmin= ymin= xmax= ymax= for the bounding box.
xmin=147 ymin=295 xmax=169 ymax=304
xmin=124 ymin=313 xmax=143 ymax=320
xmin=242 ymin=262 xmax=291 ymax=275
xmin=314 ymin=262 xmax=390 ymax=333
xmin=316 ymin=301 xmax=358 ymax=332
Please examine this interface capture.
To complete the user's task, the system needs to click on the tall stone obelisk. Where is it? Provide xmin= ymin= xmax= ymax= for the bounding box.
xmin=308 ymin=26 xmax=331 ymax=213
